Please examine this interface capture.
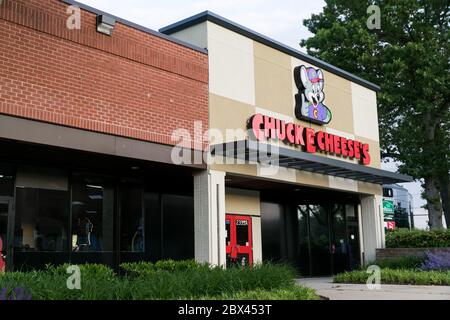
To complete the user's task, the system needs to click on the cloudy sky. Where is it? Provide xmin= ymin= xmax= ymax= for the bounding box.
xmin=77 ymin=0 xmax=326 ymax=51
xmin=77 ymin=0 xmax=435 ymax=229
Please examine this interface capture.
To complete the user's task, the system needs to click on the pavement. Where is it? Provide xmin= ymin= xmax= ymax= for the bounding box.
xmin=297 ymin=277 xmax=450 ymax=300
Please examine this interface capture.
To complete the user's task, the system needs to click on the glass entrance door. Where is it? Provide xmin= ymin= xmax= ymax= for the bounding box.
xmin=294 ymin=203 xmax=360 ymax=276
xmin=0 ymin=199 xmax=12 ymax=272
xmin=226 ymin=215 xmax=253 ymax=268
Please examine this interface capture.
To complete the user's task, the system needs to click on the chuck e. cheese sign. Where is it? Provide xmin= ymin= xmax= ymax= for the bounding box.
xmin=246 ymin=65 xmax=371 ymax=166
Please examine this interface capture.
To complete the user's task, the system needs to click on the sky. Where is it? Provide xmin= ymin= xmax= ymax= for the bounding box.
xmin=77 ymin=0 xmax=326 ymax=51
xmin=77 ymin=0 xmax=437 ymax=229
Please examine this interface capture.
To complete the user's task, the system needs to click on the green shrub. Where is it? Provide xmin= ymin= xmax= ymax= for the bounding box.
xmin=334 ymin=269 xmax=450 ymax=286
xmin=201 ymin=285 xmax=320 ymax=300
xmin=386 ymin=229 xmax=450 ymax=248
xmin=0 ymin=261 xmax=313 ymax=300
xmin=371 ymin=256 xmax=425 ymax=270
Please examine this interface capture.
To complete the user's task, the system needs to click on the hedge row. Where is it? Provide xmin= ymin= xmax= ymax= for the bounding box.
xmin=386 ymin=229 xmax=450 ymax=248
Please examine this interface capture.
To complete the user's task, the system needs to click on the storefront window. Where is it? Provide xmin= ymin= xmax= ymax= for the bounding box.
xmin=71 ymin=176 xmax=114 ymax=253
xmin=297 ymin=205 xmax=310 ymax=276
xmin=14 ymin=167 xmax=69 ymax=252
xmin=235 ymin=219 xmax=249 ymax=246
xmin=308 ymin=205 xmax=332 ymax=275
xmin=161 ymin=194 xmax=194 ymax=260
xmin=120 ymin=185 xmax=144 ymax=253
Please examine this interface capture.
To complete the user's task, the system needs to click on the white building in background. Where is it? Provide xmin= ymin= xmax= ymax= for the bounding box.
xmin=383 ymin=184 xmax=414 ymax=229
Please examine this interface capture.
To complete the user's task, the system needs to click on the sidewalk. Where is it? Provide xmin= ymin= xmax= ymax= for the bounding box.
xmin=297 ymin=277 xmax=450 ymax=300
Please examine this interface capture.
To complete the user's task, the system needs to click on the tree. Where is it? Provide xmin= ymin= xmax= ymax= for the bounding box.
xmin=301 ymin=0 xmax=450 ymax=229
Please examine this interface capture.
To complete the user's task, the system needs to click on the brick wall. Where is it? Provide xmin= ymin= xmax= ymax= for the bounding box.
xmin=376 ymin=248 xmax=450 ymax=260
xmin=0 ymin=0 xmax=209 ymax=149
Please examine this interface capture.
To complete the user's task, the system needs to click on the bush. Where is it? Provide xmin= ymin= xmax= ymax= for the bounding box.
xmin=201 ymin=285 xmax=320 ymax=300
xmin=371 ymin=256 xmax=425 ymax=270
xmin=0 ymin=261 xmax=317 ymax=300
xmin=421 ymin=251 xmax=450 ymax=271
xmin=334 ymin=269 xmax=450 ymax=286
xmin=386 ymin=229 xmax=450 ymax=248
xmin=120 ymin=260 xmax=208 ymax=276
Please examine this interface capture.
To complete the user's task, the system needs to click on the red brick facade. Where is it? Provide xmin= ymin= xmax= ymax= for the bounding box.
xmin=0 ymin=0 xmax=209 ymax=149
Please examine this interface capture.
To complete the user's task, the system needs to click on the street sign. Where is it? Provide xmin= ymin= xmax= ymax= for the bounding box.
xmin=383 ymin=199 xmax=395 ymax=214
xmin=386 ymin=221 xmax=396 ymax=230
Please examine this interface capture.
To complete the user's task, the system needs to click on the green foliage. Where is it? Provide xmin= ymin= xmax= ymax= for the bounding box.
xmin=300 ymin=0 xmax=450 ymax=228
xmin=0 ymin=261 xmax=317 ymax=300
xmin=200 ymin=285 xmax=320 ymax=300
xmin=334 ymin=269 xmax=450 ymax=286
xmin=372 ymin=256 xmax=425 ymax=270
xmin=386 ymin=229 xmax=450 ymax=248
xmin=120 ymin=260 xmax=207 ymax=276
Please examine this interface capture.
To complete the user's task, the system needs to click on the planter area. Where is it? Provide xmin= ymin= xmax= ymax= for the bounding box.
xmin=0 ymin=261 xmax=319 ymax=300
xmin=334 ymin=269 xmax=450 ymax=286
xmin=335 ymin=230 xmax=450 ymax=286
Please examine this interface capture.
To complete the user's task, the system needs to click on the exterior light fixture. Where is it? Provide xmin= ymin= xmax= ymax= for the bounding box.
xmin=96 ymin=15 xmax=116 ymax=36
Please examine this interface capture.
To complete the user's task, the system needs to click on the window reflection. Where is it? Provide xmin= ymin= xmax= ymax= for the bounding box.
xmin=236 ymin=219 xmax=249 ymax=246
xmin=14 ymin=167 xmax=69 ymax=252
xmin=120 ymin=185 xmax=144 ymax=253
xmin=71 ymin=177 xmax=114 ymax=252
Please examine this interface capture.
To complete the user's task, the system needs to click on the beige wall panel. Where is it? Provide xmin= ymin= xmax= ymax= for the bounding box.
xmin=257 ymin=165 xmax=296 ymax=183
xmin=328 ymin=176 xmax=358 ymax=193
xmin=225 ymin=188 xmax=261 ymax=216
xmin=358 ymin=182 xmax=383 ymax=196
xmin=208 ymin=23 xmax=255 ymax=105
xmin=252 ymin=217 xmax=263 ymax=263
xmin=296 ymin=170 xmax=330 ymax=188
xmin=170 ymin=22 xmax=208 ymax=49
xmin=209 ymin=94 xmax=255 ymax=144
xmin=211 ymin=162 xmax=258 ymax=177
xmin=321 ymin=71 xmax=354 ymax=134
xmin=254 ymin=43 xmax=294 ymax=115
xmin=352 ymin=82 xmax=380 ymax=142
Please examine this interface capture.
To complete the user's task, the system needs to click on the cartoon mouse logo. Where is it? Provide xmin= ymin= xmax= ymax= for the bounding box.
xmin=294 ymin=65 xmax=332 ymax=125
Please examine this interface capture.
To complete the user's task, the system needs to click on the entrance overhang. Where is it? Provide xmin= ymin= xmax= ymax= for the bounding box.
xmin=211 ymin=140 xmax=413 ymax=185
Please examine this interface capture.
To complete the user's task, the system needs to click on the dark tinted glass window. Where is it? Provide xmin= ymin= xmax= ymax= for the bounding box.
xmin=15 ymin=188 xmax=69 ymax=252
xmin=120 ymin=185 xmax=144 ymax=252
xmin=383 ymin=188 xmax=393 ymax=197
xmin=297 ymin=205 xmax=310 ymax=275
xmin=161 ymin=195 xmax=194 ymax=260
xmin=0 ymin=165 xmax=14 ymax=197
xmin=14 ymin=167 xmax=69 ymax=253
xmin=346 ymin=204 xmax=360 ymax=270
xmin=71 ymin=177 xmax=114 ymax=252
xmin=236 ymin=219 xmax=249 ymax=246
xmin=308 ymin=204 xmax=331 ymax=276
xmin=226 ymin=220 xmax=231 ymax=246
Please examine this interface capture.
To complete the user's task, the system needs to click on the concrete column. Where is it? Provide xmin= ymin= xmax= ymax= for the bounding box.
xmin=252 ymin=217 xmax=263 ymax=264
xmin=193 ymin=170 xmax=226 ymax=266
xmin=360 ymin=195 xmax=384 ymax=264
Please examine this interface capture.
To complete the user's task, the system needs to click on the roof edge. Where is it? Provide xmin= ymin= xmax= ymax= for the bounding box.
xmin=60 ymin=0 xmax=208 ymax=54
xmin=160 ymin=11 xmax=381 ymax=92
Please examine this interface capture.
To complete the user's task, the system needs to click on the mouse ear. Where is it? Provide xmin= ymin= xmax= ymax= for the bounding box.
xmin=294 ymin=65 xmax=308 ymax=89
xmin=317 ymin=69 xmax=324 ymax=90
xmin=300 ymin=66 xmax=308 ymax=87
